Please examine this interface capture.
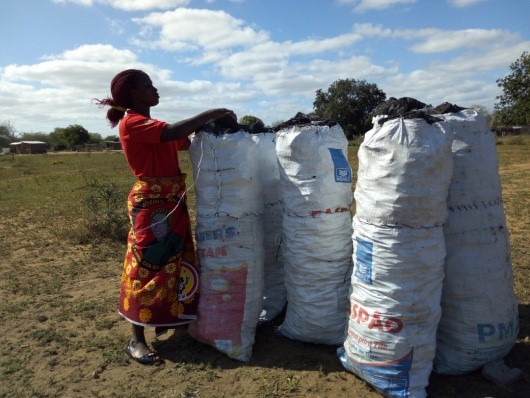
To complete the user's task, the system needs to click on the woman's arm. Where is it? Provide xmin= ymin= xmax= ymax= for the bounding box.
xmin=160 ymin=108 xmax=236 ymax=142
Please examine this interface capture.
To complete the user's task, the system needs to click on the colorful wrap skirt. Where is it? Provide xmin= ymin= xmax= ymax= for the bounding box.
xmin=119 ymin=175 xmax=199 ymax=327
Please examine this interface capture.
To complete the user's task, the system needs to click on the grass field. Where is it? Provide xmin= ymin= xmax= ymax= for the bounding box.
xmin=0 ymin=134 xmax=528 ymax=398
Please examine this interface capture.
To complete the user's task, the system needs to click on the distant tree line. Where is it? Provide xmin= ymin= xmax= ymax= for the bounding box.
xmin=0 ymin=122 xmax=119 ymax=150
xmin=1 ymin=51 xmax=528 ymax=145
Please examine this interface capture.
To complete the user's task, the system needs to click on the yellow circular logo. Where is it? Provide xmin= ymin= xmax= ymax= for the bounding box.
xmin=177 ymin=262 xmax=199 ymax=301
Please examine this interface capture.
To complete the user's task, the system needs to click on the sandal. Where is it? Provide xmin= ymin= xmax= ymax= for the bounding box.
xmin=126 ymin=342 xmax=164 ymax=366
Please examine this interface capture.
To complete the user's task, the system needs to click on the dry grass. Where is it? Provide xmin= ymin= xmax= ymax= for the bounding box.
xmin=0 ymin=135 xmax=528 ymax=398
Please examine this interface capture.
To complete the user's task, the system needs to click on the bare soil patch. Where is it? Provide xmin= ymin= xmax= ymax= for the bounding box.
xmin=0 ymin=140 xmax=529 ymax=398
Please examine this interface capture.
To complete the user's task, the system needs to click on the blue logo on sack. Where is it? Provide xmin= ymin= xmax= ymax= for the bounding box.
xmin=355 ymin=237 xmax=373 ymax=284
xmin=337 ymin=347 xmax=413 ymax=398
xmin=329 ymin=148 xmax=352 ymax=183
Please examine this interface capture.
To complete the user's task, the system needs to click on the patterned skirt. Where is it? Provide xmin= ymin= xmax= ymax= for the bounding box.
xmin=118 ymin=175 xmax=199 ymax=327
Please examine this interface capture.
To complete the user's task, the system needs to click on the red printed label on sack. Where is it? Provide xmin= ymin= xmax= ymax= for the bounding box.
xmin=193 ymin=267 xmax=248 ymax=346
xmin=197 ymin=246 xmax=228 ymax=258
xmin=350 ymin=303 xmax=403 ymax=334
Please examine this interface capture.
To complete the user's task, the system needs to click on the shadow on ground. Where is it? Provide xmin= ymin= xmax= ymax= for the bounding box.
xmin=152 ymin=305 xmax=530 ymax=397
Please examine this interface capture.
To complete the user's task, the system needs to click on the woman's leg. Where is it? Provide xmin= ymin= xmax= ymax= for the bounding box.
xmin=126 ymin=324 xmax=162 ymax=364
xmin=131 ymin=323 xmax=147 ymax=346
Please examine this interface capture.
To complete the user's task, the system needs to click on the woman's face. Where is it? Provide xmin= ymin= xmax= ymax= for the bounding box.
xmin=151 ymin=212 xmax=169 ymax=240
xmin=132 ymin=74 xmax=160 ymax=107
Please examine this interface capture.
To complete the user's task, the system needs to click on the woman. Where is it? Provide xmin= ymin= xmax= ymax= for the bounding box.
xmin=96 ymin=69 xmax=236 ymax=365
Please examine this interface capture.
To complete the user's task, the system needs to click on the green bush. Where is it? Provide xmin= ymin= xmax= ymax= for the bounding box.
xmin=81 ymin=178 xmax=129 ymax=242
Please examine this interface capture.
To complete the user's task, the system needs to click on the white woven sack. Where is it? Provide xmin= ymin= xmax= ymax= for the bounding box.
xmin=355 ymin=118 xmax=453 ymax=227
xmin=188 ymin=215 xmax=264 ymax=362
xmin=250 ymin=132 xmax=286 ymax=322
xmin=251 ymin=132 xmax=281 ymax=204
xmin=189 ymin=131 xmax=262 ymax=217
xmin=434 ymin=109 xmax=519 ymax=374
xmin=278 ymin=211 xmax=353 ymax=345
xmin=439 ymin=109 xmax=506 ymax=234
xmin=434 ymin=228 xmax=519 ymax=374
xmin=275 ymin=124 xmax=353 ymax=217
xmin=339 ymin=216 xmax=445 ymax=398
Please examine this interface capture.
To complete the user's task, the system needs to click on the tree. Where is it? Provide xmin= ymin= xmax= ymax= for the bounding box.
xmin=495 ymin=51 xmax=530 ymax=126
xmin=50 ymin=124 xmax=91 ymax=147
xmin=239 ymin=115 xmax=266 ymax=133
xmin=313 ymin=78 xmax=386 ymax=138
xmin=88 ymin=133 xmax=103 ymax=144
xmin=20 ymin=132 xmax=51 ymax=144
xmin=0 ymin=121 xmax=17 ymax=147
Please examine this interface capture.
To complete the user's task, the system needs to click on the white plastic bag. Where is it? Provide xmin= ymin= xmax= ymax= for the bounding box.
xmin=189 ymin=131 xmax=262 ymax=217
xmin=188 ymin=130 xmax=265 ymax=361
xmin=340 ymin=117 xmax=453 ymax=397
xmin=251 ymin=132 xmax=286 ymax=322
xmin=276 ymin=124 xmax=353 ymax=217
xmin=434 ymin=109 xmax=519 ymax=374
xmin=276 ymin=123 xmax=353 ymax=345
xmin=355 ymin=118 xmax=453 ymax=227
xmin=278 ymin=212 xmax=353 ymax=344
xmin=339 ymin=217 xmax=445 ymax=398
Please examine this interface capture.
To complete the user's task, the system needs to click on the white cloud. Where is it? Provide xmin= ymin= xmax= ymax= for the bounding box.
xmin=383 ymin=68 xmax=499 ymax=109
xmin=351 ymin=24 xmax=521 ymax=54
xmin=51 ymin=44 xmax=138 ymax=62
xmin=0 ymin=43 xmax=253 ymax=133
xmin=3 ymin=45 xmax=142 ymax=92
xmin=431 ymin=41 xmax=530 ymax=73
xmin=407 ymin=28 xmax=520 ymax=53
xmin=130 ymin=8 xmax=270 ymax=51
xmin=106 ymin=18 xmax=127 ymax=35
xmin=127 ymin=11 xmax=385 ymax=98
xmin=353 ymin=23 xmax=394 ymax=38
xmin=0 ymin=45 xmax=154 ymax=132
xmin=215 ymin=41 xmax=395 ymax=98
xmin=215 ymin=43 xmax=289 ymax=80
xmin=285 ymin=32 xmax=363 ymax=55
xmin=263 ymin=54 xmax=379 ymax=97
xmin=52 ymin=0 xmax=190 ymax=11
xmin=258 ymin=97 xmax=314 ymax=125
xmin=378 ymin=39 xmax=530 ymax=111
xmin=2 ymin=4 xmax=526 ymax=133
xmin=338 ymin=0 xmax=416 ymax=12
xmin=448 ymin=0 xmax=487 ymax=8
xmin=52 ymin=0 xmax=94 ymax=5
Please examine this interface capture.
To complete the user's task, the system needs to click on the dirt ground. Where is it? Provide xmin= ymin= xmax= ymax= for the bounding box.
xmin=1 ymin=160 xmax=529 ymax=398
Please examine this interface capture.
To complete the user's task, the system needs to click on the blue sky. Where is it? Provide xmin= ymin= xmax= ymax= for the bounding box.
xmin=1 ymin=0 xmax=529 ymax=137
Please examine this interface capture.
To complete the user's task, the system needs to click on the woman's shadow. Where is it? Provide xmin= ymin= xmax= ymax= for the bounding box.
xmin=153 ymin=307 xmax=345 ymax=374
xmin=154 ymin=303 xmax=530 ymax=397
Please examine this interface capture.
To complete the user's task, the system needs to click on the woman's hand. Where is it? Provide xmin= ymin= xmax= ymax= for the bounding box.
xmin=208 ymin=108 xmax=237 ymax=122
xmin=161 ymin=108 xmax=237 ymax=142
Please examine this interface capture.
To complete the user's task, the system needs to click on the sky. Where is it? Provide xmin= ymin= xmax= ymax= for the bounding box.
xmin=1 ymin=0 xmax=529 ymax=138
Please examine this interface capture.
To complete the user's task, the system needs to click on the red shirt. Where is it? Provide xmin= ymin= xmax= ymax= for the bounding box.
xmin=119 ymin=111 xmax=190 ymax=178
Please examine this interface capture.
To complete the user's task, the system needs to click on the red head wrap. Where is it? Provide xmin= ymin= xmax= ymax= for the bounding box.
xmin=94 ymin=69 xmax=146 ymax=128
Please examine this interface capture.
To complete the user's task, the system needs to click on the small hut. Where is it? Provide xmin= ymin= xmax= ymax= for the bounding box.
xmin=9 ymin=141 xmax=49 ymax=154
xmin=103 ymin=141 xmax=122 ymax=150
